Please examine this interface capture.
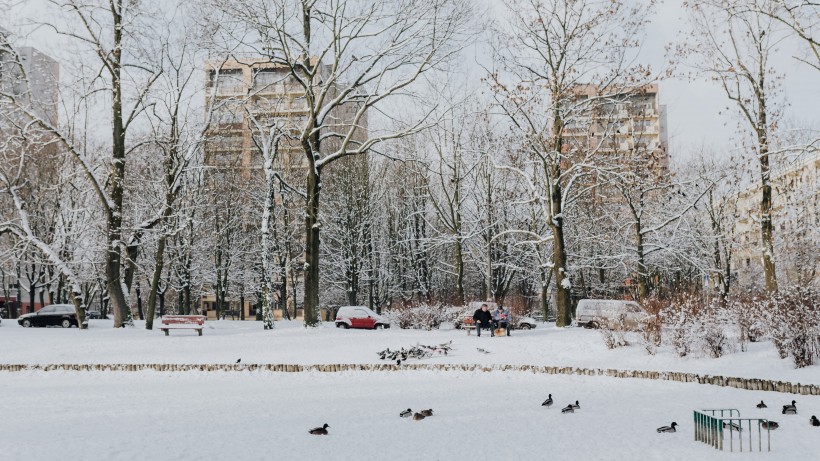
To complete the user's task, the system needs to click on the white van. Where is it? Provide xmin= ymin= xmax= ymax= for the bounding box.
xmin=575 ymin=299 xmax=647 ymax=330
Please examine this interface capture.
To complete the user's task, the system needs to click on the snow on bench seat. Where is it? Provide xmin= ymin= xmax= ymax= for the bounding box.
xmin=160 ymin=315 xmax=205 ymax=336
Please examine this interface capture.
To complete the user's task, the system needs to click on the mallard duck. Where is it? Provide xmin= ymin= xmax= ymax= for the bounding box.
xmin=810 ymin=415 xmax=820 ymax=427
xmin=561 ymin=404 xmax=574 ymax=414
xmin=760 ymin=420 xmax=779 ymax=430
xmin=723 ymin=421 xmax=742 ymax=431
xmin=421 ymin=409 xmax=434 ymax=417
xmin=309 ymin=423 xmax=330 ymax=435
xmin=542 ymin=394 xmax=553 ymax=407
xmin=571 ymin=400 xmax=580 ymax=410
xmin=656 ymin=422 xmax=677 ymax=433
xmin=413 ymin=412 xmax=426 ymax=421
xmin=782 ymin=400 xmax=797 ymax=415
xmin=756 ymin=400 xmax=767 ymax=409
xmin=400 ymin=408 xmax=413 ymax=418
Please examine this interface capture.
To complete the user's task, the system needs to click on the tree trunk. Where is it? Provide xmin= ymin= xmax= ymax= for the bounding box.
xmin=303 ymin=166 xmax=321 ymax=326
xmin=135 ymin=282 xmax=144 ymax=321
xmin=635 ymin=223 xmax=649 ymax=301
xmin=758 ymin=139 xmax=777 ymax=292
xmin=145 ymin=234 xmax=166 ymax=330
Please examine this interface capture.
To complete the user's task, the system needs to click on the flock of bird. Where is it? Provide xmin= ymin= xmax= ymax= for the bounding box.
xmin=654 ymin=399 xmax=820 ymax=434
xmin=377 ymin=341 xmax=453 ymax=365
xmin=308 ymin=397 xmax=820 ymax=436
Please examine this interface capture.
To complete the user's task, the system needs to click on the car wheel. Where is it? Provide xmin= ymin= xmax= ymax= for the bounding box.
xmin=587 ymin=321 xmax=600 ymax=329
xmin=339 ymin=323 xmax=349 ymax=329
xmin=61 ymin=319 xmax=72 ymax=328
xmin=520 ymin=324 xmax=532 ymax=330
xmin=22 ymin=319 xmax=32 ymax=328
xmin=374 ymin=323 xmax=384 ymax=330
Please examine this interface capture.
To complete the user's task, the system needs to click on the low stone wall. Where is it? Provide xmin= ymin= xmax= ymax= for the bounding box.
xmin=1 ymin=362 xmax=817 ymax=395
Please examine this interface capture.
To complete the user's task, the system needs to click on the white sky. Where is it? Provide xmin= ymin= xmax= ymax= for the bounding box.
xmin=3 ymin=0 xmax=818 ymax=163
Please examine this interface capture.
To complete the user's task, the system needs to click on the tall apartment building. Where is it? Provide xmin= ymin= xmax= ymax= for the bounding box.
xmin=201 ymin=56 xmax=368 ymax=319
xmin=0 ymin=27 xmax=59 ymax=125
xmin=732 ymin=153 xmax=819 ymax=288
xmin=562 ymin=83 xmax=669 ymax=178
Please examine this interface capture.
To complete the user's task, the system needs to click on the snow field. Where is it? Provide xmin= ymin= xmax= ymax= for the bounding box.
xmin=2 ymin=370 xmax=819 ymax=461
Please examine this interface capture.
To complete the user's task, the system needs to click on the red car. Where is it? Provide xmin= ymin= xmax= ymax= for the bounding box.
xmin=335 ymin=306 xmax=390 ymax=329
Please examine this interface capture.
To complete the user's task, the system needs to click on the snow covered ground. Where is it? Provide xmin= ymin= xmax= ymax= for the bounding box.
xmin=3 ymin=319 xmax=820 ymax=460
xmin=2 ymin=369 xmax=819 ymax=460
xmin=1 ymin=319 xmax=818 ymax=385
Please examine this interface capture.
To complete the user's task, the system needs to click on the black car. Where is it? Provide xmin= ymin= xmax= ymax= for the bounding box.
xmin=17 ymin=304 xmax=78 ymax=328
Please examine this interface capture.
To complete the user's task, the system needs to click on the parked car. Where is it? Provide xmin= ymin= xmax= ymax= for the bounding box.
xmin=574 ymin=299 xmax=647 ymax=330
xmin=17 ymin=304 xmax=79 ymax=328
xmin=335 ymin=306 xmax=390 ymax=330
xmin=85 ymin=310 xmax=103 ymax=320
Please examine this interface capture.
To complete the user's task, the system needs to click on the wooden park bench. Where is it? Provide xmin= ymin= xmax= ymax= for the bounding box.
xmin=160 ymin=315 xmax=205 ymax=336
xmin=462 ymin=316 xmax=506 ymax=337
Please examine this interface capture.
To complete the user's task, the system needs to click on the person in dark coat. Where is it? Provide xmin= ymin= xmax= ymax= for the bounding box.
xmin=473 ymin=304 xmax=494 ymax=337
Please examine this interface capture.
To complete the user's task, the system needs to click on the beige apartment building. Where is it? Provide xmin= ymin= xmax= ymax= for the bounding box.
xmin=200 ymin=56 xmax=368 ymax=320
xmin=562 ymin=83 xmax=669 ymax=179
xmin=732 ymin=152 xmax=819 ymax=288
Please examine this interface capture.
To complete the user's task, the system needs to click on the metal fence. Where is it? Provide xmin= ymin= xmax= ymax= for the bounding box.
xmin=694 ymin=409 xmax=771 ymax=452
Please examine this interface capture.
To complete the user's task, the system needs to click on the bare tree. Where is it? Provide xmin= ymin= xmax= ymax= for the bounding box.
xmin=679 ymin=0 xmax=788 ymax=291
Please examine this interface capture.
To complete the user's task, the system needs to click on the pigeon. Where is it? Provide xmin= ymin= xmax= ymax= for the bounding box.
xmin=421 ymin=409 xmax=434 ymax=417
xmin=811 ymin=416 xmax=820 ymax=427
xmin=309 ymin=423 xmax=330 ymax=435
xmin=413 ymin=412 xmax=426 ymax=421
xmin=400 ymin=408 xmax=413 ymax=418
xmin=561 ymin=404 xmax=574 ymax=414
xmin=723 ymin=421 xmax=742 ymax=431
xmin=571 ymin=400 xmax=580 ymax=410
xmin=760 ymin=420 xmax=779 ymax=430
xmin=782 ymin=400 xmax=797 ymax=415
xmin=236 ymin=358 xmax=241 ymax=364
xmin=476 ymin=348 xmax=490 ymax=354
xmin=396 ymin=359 xmax=402 ymax=366
xmin=542 ymin=394 xmax=553 ymax=407
xmin=756 ymin=400 xmax=767 ymax=409
xmin=657 ymin=422 xmax=678 ymax=433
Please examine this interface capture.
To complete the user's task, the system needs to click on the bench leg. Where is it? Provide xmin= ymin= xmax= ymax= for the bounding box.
xmin=198 ymin=329 xmax=202 ymax=336
xmin=164 ymin=329 xmax=169 ymax=336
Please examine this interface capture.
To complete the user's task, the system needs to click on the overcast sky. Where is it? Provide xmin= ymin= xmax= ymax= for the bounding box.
xmin=3 ymin=0 xmax=818 ymax=163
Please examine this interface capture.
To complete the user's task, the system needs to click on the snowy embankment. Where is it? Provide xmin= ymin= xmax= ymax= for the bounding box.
xmin=1 ymin=319 xmax=819 ymax=385
xmin=2 ymin=370 xmax=819 ymax=461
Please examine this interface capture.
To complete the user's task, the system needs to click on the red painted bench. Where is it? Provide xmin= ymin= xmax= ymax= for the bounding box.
xmin=160 ymin=315 xmax=205 ymax=336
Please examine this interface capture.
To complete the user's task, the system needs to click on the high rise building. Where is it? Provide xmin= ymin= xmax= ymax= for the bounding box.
xmin=0 ymin=27 xmax=59 ymax=125
xmin=562 ymin=83 xmax=669 ymax=178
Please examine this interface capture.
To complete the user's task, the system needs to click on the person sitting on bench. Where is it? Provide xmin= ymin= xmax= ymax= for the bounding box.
xmin=494 ymin=305 xmax=511 ymax=336
xmin=473 ymin=304 xmax=494 ymax=337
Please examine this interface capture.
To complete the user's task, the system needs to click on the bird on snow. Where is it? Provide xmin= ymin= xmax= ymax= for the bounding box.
xmin=657 ymin=422 xmax=678 ymax=433
xmin=756 ymin=400 xmax=767 ymax=409
xmin=309 ymin=423 xmax=330 ymax=435
xmin=400 ymin=409 xmax=413 ymax=418
xmin=542 ymin=394 xmax=553 ymax=407
xmin=811 ymin=416 xmax=820 ymax=427
xmin=571 ymin=400 xmax=580 ymax=410
xmin=782 ymin=400 xmax=797 ymax=415
xmin=476 ymin=348 xmax=490 ymax=354
xmin=760 ymin=420 xmax=779 ymax=430
xmin=413 ymin=412 xmax=426 ymax=421
xmin=396 ymin=359 xmax=402 ymax=366
xmin=723 ymin=421 xmax=742 ymax=431
xmin=561 ymin=404 xmax=574 ymax=414
xmin=236 ymin=358 xmax=241 ymax=364
xmin=421 ymin=409 xmax=434 ymax=417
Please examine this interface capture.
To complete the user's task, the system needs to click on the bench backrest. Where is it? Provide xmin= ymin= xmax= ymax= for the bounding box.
xmin=162 ymin=315 xmax=205 ymax=326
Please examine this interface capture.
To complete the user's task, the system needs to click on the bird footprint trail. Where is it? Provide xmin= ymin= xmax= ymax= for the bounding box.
xmin=377 ymin=341 xmax=453 ymax=364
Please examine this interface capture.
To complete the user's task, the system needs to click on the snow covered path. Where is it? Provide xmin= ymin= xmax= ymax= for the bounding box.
xmin=2 ymin=370 xmax=819 ymax=460
xmin=1 ymin=319 xmax=818 ymax=385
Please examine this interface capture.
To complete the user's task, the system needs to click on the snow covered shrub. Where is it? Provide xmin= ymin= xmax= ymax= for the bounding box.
xmin=726 ymin=291 xmax=767 ymax=352
xmin=660 ymin=294 xmax=705 ymax=358
xmin=766 ymin=287 xmax=820 ymax=368
xmin=600 ymin=313 xmax=628 ymax=349
xmin=381 ymin=304 xmax=459 ymax=330
xmin=698 ymin=309 xmax=732 ymax=358
xmin=638 ymin=298 xmax=664 ymax=355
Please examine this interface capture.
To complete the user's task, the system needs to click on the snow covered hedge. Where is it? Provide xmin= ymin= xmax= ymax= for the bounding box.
xmin=381 ymin=304 xmax=463 ymax=330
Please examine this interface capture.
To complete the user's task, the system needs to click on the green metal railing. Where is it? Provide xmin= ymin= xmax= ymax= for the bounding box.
xmin=693 ymin=409 xmax=771 ymax=452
